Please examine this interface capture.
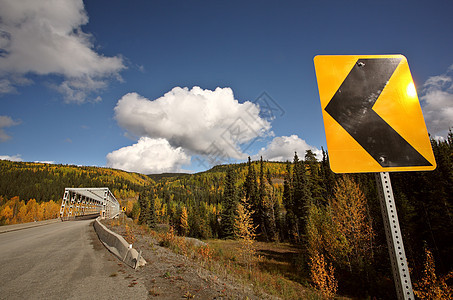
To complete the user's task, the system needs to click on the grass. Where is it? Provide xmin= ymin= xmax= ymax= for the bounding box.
xmin=207 ymin=239 xmax=315 ymax=299
xmin=103 ymin=218 xmax=334 ymax=299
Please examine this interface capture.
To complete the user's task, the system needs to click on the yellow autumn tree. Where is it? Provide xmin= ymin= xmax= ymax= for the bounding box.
xmin=41 ymin=200 xmax=60 ymax=219
xmin=16 ymin=202 xmax=29 ymax=223
xmin=306 ymin=202 xmax=339 ymax=298
xmin=414 ymin=248 xmax=452 ymax=299
xmin=306 ymin=175 xmax=374 ymax=295
xmin=309 ymin=252 xmax=338 ymax=299
xmin=1 ymin=197 xmax=61 ymax=224
xmin=0 ymin=205 xmax=13 ymax=224
xmin=329 ymin=175 xmax=374 ymax=272
xmin=234 ymin=197 xmax=257 ymax=271
xmin=180 ymin=206 xmax=189 ymax=236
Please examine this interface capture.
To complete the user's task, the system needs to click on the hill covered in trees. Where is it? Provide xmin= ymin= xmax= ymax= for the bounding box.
xmin=0 ymin=161 xmax=154 ymax=225
xmin=136 ymin=135 xmax=452 ymax=298
xmin=0 ymin=160 xmax=154 ymax=203
xmin=0 ymin=132 xmax=452 ymax=298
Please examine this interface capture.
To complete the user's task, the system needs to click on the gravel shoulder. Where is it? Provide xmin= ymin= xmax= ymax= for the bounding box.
xmin=101 ymin=219 xmax=270 ymax=299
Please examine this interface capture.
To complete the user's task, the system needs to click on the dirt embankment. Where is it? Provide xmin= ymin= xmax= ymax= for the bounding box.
xmin=100 ymin=219 xmax=270 ymax=299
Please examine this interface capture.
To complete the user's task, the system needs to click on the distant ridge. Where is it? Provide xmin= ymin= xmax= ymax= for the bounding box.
xmin=0 ymin=160 xmax=154 ymax=202
xmin=147 ymin=173 xmax=190 ymax=181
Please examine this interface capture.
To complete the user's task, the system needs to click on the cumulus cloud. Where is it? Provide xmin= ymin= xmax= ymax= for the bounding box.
xmin=114 ymin=87 xmax=271 ymax=159
xmin=0 ymin=0 xmax=125 ymax=103
xmin=106 ymin=137 xmax=191 ymax=174
xmin=254 ymin=135 xmax=321 ymax=162
xmin=34 ymin=160 xmax=56 ymax=164
xmin=420 ymin=64 xmax=453 ymax=137
xmin=0 ymin=154 xmax=23 ymax=161
xmin=0 ymin=115 xmax=21 ymax=142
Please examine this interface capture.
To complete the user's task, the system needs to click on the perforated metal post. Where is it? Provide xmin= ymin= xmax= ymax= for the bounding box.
xmin=375 ymin=172 xmax=414 ymax=300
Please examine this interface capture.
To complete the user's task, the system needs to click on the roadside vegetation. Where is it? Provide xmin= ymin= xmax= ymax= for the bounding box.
xmin=1 ymin=131 xmax=452 ymax=298
xmin=131 ymin=132 xmax=453 ymax=299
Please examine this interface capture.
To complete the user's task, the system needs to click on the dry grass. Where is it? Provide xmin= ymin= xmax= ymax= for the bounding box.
xmin=103 ymin=218 xmax=335 ymax=299
xmin=205 ymin=239 xmax=323 ymax=299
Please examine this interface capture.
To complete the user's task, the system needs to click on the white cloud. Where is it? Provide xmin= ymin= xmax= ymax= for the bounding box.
xmin=0 ymin=115 xmax=21 ymax=142
xmin=0 ymin=154 xmax=23 ymax=161
xmin=0 ymin=0 xmax=125 ymax=103
xmin=106 ymin=137 xmax=191 ymax=174
xmin=420 ymin=65 xmax=453 ymax=137
xmin=114 ymin=87 xmax=271 ymax=159
xmin=254 ymin=135 xmax=321 ymax=162
xmin=34 ymin=160 xmax=56 ymax=164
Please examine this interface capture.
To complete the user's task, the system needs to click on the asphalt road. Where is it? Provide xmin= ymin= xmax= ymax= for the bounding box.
xmin=0 ymin=220 xmax=148 ymax=300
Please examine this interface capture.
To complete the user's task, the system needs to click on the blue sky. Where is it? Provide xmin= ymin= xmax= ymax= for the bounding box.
xmin=1 ymin=0 xmax=452 ymax=174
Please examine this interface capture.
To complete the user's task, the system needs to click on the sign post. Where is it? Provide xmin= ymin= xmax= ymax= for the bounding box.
xmin=314 ymin=55 xmax=436 ymax=300
xmin=375 ymin=172 xmax=414 ymax=299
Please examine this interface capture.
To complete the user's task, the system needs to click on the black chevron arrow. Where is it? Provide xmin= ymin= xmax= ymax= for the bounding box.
xmin=324 ymin=58 xmax=432 ymax=168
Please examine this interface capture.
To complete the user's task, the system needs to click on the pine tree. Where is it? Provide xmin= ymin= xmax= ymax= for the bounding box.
xmin=138 ymin=192 xmax=147 ymax=225
xmin=257 ymin=156 xmax=269 ymax=240
xmin=305 ymin=149 xmax=325 ymax=206
xmin=244 ymin=156 xmax=260 ymax=235
xmin=221 ymin=167 xmax=237 ymax=239
xmin=391 ymin=133 xmax=453 ymax=274
xmin=283 ymin=160 xmax=297 ymax=242
xmin=292 ymin=152 xmax=312 ymax=241
xmin=266 ymin=167 xmax=278 ymax=241
xmin=146 ymin=193 xmax=156 ymax=229
xmin=320 ymin=147 xmax=336 ymax=200
xmin=138 ymin=190 xmax=156 ymax=228
xmin=244 ymin=157 xmax=257 ymax=202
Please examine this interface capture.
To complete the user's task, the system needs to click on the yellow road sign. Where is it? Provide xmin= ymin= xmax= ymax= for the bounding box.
xmin=314 ymin=54 xmax=436 ymax=173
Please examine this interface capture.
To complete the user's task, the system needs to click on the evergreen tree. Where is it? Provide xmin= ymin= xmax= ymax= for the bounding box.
xmin=391 ymin=134 xmax=453 ymax=275
xmin=305 ymin=149 xmax=325 ymax=206
xmin=221 ymin=167 xmax=237 ymax=239
xmin=283 ymin=160 xmax=297 ymax=241
xmin=244 ymin=156 xmax=260 ymax=235
xmin=320 ymin=147 xmax=336 ymax=200
xmin=138 ymin=190 xmax=156 ymax=228
xmin=266 ymin=167 xmax=279 ymax=241
xmin=292 ymin=152 xmax=312 ymax=241
xmin=257 ymin=156 xmax=268 ymax=240
xmin=244 ymin=157 xmax=257 ymax=202
xmin=146 ymin=193 xmax=156 ymax=229
xmin=138 ymin=192 xmax=147 ymax=225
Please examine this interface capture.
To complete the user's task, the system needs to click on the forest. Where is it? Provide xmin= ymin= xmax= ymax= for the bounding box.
xmin=0 ymin=132 xmax=451 ymax=298
xmin=134 ymin=134 xmax=452 ymax=298
xmin=0 ymin=161 xmax=153 ymax=224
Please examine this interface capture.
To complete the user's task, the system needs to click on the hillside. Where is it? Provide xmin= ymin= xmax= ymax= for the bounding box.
xmin=0 ymin=160 xmax=155 ymax=203
xmin=136 ymin=138 xmax=453 ymax=299
xmin=1 ymin=135 xmax=452 ymax=298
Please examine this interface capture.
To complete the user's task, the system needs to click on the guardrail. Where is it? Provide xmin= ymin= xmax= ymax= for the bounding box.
xmin=93 ymin=217 xmax=146 ymax=269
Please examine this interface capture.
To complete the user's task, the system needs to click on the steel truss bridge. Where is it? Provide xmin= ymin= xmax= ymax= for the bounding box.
xmin=59 ymin=187 xmax=120 ymax=220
